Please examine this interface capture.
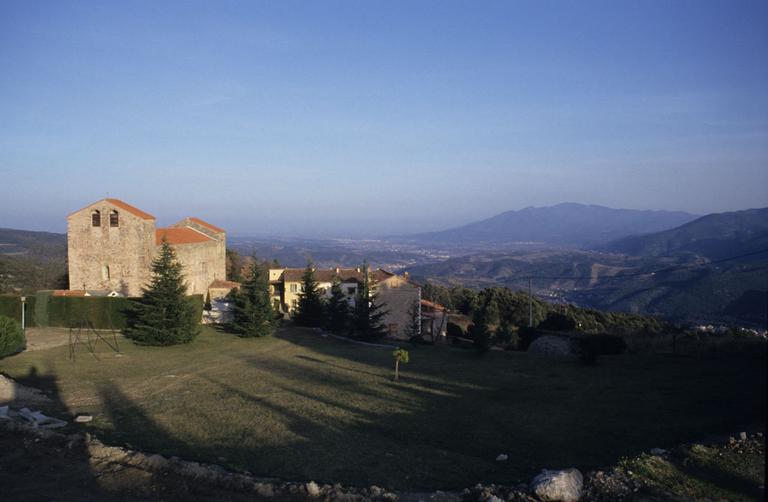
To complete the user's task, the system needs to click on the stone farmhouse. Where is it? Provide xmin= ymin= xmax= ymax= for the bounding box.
xmin=67 ymin=198 xmax=227 ymax=297
xmin=269 ymin=266 xmax=443 ymax=340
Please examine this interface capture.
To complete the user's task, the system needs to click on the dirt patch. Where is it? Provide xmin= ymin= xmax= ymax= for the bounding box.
xmin=0 ymin=375 xmax=52 ymax=406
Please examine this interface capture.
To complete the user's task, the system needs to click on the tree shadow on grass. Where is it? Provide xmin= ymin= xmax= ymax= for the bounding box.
xmin=0 ymin=366 xmax=108 ymax=501
xmin=263 ymin=327 xmax=767 ymax=487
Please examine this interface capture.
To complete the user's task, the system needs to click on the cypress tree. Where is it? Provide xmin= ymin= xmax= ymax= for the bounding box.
xmin=352 ymin=262 xmax=389 ymax=341
xmin=124 ymin=240 xmax=199 ymax=346
xmin=404 ymin=299 xmax=422 ymax=341
xmin=231 ymin=257 xmax=274 ymax=337
xmin=294 ymin=263 xmax=325 ymax=327
xmin=325 ymin=277 xmax=349 ymax=333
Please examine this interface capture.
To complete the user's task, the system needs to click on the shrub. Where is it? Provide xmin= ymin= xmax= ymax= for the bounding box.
xmin=0 ymin=315 xmax=25 ymax=358
xmin=447 ymin=321 xmax=466 ymax=338
xmin=517 ymin=326 xmax=542 ymax=351
xmin=538 ymin=312 xmax=577 ymax=332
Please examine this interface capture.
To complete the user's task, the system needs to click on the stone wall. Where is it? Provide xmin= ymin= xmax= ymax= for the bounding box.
xmin=375 ymin=276 xmax=420 ymax=339
xmin=172 ymin=239 xmax=226 ymax=296
xmin=67 ymin=201 xmax=156 ymax=297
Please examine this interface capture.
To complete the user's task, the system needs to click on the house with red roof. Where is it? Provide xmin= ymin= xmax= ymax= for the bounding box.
xmin=67 ymin=199 xmax=228 ymax=297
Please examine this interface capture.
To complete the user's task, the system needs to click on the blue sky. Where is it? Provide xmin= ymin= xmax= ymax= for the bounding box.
xmin=1 ymin=0 xmax=767 ymax=236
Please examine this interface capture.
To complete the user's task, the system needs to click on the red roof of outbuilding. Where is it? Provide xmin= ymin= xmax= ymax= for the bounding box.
xmin=156 ymin=228 xmax=215 ymax=245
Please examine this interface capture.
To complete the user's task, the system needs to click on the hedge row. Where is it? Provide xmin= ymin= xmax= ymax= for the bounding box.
xmin=0 ymin=294 xmax=204 ymax=330
xmin=0 ymin=295 xmax=36 ymax=327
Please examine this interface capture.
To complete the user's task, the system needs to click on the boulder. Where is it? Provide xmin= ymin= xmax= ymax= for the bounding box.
xmin=531 ymin=468 xmax=583 ymax=502
xmin=527 ymin=336 xmax=578 ymax=360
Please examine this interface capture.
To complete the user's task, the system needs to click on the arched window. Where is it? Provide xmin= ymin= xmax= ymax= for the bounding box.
xmin=109 ymin=210 xmax=119 ymax=227
xmin=102 ymin=265 xmax=110 ymax=281
xmin=92 ymin=210 xmax=101 ymax=227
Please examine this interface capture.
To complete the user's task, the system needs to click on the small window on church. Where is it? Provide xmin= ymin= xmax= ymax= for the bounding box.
xmin=109 ymin=210 xmax=119 ymax=227
xmin=102 ymin=265 xmax=110 ymax=281
xmin=92 ymin=210 xmax=101 ymax=227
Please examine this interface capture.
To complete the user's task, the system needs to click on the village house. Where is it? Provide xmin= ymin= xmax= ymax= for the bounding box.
xmin=269 ymin=266 xmax=438 ymax=340
xmin=67 ymin=198 xmax=229 ymax=298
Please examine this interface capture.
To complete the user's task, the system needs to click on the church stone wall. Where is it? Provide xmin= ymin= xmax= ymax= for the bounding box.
xmin=172 ymin=238 xmax=226 ymax=296
xmin=68 ymin=200 xmax=226 ymax=298
xmin=67 ymin=201 xmax=156 ymax=297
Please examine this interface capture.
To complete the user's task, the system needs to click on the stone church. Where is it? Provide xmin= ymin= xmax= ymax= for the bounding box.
xmin=67 ymin=198 xmax=226 ymax=297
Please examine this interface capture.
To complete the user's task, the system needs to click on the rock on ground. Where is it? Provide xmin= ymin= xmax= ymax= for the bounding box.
xmin=530 ymin=468 xmax=584 ymax=502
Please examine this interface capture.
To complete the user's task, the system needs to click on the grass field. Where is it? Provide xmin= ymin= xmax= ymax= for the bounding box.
xmin=1 ymin=326 xmax=765 ymax=491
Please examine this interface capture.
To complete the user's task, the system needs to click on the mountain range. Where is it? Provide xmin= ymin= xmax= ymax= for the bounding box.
xmin=404 ymin=203 xmax=698 ymax=248
xmin=602 ymin=207 xmax=768 ymax=260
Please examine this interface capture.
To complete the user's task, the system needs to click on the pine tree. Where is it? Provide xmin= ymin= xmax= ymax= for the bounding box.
xmin=294 ymin=263 xmax=325 ymax=327
xmin=352 ymin=262 xmax=389 ymax=341
xmin=404 ymin=299 xmax=422 ymax=341
xmin=124 ymin=240 xmax=199 ymax=346
xmin=231 ymin=257 xmax=274 ymax=337
xmin=325 ymin=277 xmax=349 ymax=333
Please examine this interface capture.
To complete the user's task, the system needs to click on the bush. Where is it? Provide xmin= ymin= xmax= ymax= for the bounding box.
xmin=538 ymin=312 xmax=577 ymax=332
xmin=517 ymin=326 xmax=542 ymax=351
xmin=0 ymin=295 xmax=36 ymax=326
xmin=447 ymin=321 xmax=466 ymax=338
xmin=0 ymin=315 xmax=25 ymax=358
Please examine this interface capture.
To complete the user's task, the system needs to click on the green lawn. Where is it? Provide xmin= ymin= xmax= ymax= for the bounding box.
xmin=1 ymin=326 xmax=765 ymax=491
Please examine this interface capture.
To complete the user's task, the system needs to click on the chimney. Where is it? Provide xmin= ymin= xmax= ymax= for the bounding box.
xmin=335 ymin=267 xmax=340 ymax=274
xmin=403 ymin=271 xmax=409 ymax=281
xmin=355 ymin=267 xmax=360 ymax=273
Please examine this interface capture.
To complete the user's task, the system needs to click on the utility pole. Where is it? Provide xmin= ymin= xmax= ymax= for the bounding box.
xmin=20 ymin=296 xmax=26 ymax=334
xmin=527 ymin=277 xmax=533 ymax=327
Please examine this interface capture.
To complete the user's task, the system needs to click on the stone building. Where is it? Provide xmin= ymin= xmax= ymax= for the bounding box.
xmin=67 ymin=198 xmax=226 ymax=297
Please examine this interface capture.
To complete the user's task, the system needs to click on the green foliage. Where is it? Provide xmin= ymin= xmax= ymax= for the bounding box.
xmin=392 ymin=348 xmax=410 ymax=381
xmin=404 ymin=300 xmax=421 ymax=341
xmin=294 ymin=264 xmax=326 ymax=328
xmin=0 ymin=295 xmax=36 ymax=326
xmin=496 ymin=319 xmax=517 ymax=347
xmin=393 ymin=348 xmax=409 ymax=363
xmin=324 ymin=278 xmax=349 ymax=334
xmin=517 ymin=326 xmax=542 ymax=351
xmin=49 ymin=296 xmax=132 ymax=329
xmin=471 ymin=290 xmax=499 ymax=352
xmin=447 ymin=321 xmax=466 ymax=338
xmin=539 ymin=312 xmax=577 ymax=331
xmin=0 ymin=315 xmax=25 ymax=358
xmin=225 ymin=248 xmax=244 ymax=282
xmin=450 ymin=286 xmax=479 ymax=315
xmin=124 ymin=241 xmax=200 ymax=346
xmin=231 ymin=258 xmax=274 ymax=338
xmin=352 ymin=262 xmax=389 ymax=341
xmin=421 ymin=281 xmax=453 ymax=310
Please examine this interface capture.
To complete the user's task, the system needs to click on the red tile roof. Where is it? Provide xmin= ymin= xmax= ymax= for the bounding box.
xmin=68 ymin=198 xmax=156 ymax=220
xmin=282 ymin=268 xmax=364 ymax=283
xmin=188 ymin=217 xmax=225 ymax=234
xmin=156 ymin=228 xmax=215 ymax=245
xmin=53 ymin=290 xmax=87 ymax=297
xmin=104 ymin=199 xmax=155 ymax=220
xmin=421 ymin=299 xmax=446 ymax=312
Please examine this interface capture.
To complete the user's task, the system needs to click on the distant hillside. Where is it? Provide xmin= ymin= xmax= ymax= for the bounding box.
xmin=0 ymin=228 xmax=66 ymax=260
xmin=405 ymin=203 xmax=697 ymax=248
xmin=603 ymin=207 xmax=768 ymax=260
xmin=0 ymin=228 xmax=67 ymax=293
